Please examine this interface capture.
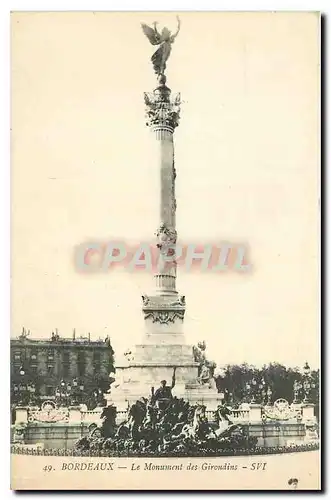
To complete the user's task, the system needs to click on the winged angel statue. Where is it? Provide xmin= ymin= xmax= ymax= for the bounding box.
xmin=141 ymin=17 xmax=181 ymax=77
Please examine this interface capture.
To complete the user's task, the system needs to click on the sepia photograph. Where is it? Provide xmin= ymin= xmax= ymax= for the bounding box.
xmin=10 ymin=11 xmax=320 ymax=490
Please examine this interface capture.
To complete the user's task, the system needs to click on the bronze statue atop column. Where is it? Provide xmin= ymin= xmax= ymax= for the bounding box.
xmin=141 ymin=16 xmax=181 ymax=77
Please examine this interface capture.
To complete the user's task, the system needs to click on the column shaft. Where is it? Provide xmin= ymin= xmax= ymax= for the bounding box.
xmin=153 ymin=126 xmax=177 ymax=294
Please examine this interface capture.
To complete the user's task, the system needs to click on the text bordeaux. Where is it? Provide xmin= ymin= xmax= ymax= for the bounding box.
xmin=61 ymin=462 xmax=114 ymax=471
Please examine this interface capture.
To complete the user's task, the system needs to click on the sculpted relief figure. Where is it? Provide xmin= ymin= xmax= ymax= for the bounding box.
xmin=124 ymin=349 xmax=134 ymax=363
xmin=141 ymin=294 xmax=150 ymax=306
xmin=193 ymin=341 xmax=207 ymax=364
xmin=155 ymin=223 xmax=177 ymax=255
xmin=193 ymin=341 xmax=218 ymax=388
xmin=199 ymin=363 xmax=211 ymax=385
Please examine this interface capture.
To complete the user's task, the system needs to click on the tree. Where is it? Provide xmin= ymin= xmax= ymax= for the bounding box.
xmin=214 ymin=362 xmax=319 ymax=409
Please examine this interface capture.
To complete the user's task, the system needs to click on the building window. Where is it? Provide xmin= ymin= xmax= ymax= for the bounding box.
xmin=78 ymin=365 xmax=85 ymax=377
xmin=30 ymin=352 xmax=37 ymax=361
xmin=47 ymin=350 xmax=54 ymax=361
xmin=47 ymin=365 xmax=54 ymax=375
xmin=46 ymin=386 xmax=53 ymax=396
xmin=62 ymin=351 xmax=70 ymax=378
xmin=94 ymin=351 xmax=101 ymax=373
xmin=14 ymin=352 xmax=21 ymax=361
xmin=63 ymin=351 xmax=70 ymax=362
xmin=31 ymin=366 xmax=38 ymax=375
xmin=77 ymin=351 xmax=85 ymax=377
xmin=78 ymin=351 xmax=85 ymax=363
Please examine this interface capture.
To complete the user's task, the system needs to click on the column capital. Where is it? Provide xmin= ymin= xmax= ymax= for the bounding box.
xmin=144 ymin=82 xmax=181 ymax=131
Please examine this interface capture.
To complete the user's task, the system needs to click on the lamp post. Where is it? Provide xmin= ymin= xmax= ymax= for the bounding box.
xmin=93 ymin=388 xmax=105 ymax=407
xmin=55 ymin=379 xmax=85 ymax=406
xmin=302 ymin=362 xmax=312 ymax=403
xmin=27 ymin=382 xmax=36 ymax=405
xmin=245 ymin=383 xmax=251 ymax=404
xmin=303 ymin=361 xmax=310 ymax=377
xmin=15 ymin=366 xmax=36 ymax=406
xmin=12 ymin=384 xmax=19 ymax=403
xmin=72 ymin=379 xmax=85 ymax=405
xmin=300 ymin=361 xmax=316 ymax=422
xmin=258 ymin=379 xmax=266 ymax=404
xmin=55 ymin=380 xmax=72 ymax=407
xmin=293 ymin=379 xmax=302 ymax=404
xmin=250 ymin=379 xmax=257 ymax=404
xmin=223 ymin=388 xmax=229 ymax=405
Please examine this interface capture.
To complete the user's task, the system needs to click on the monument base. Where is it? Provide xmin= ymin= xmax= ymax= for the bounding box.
xmin=109 ymin=381 xmax=223 ymax=413
xmin=109 ymin=341 xmax=223 ymax=413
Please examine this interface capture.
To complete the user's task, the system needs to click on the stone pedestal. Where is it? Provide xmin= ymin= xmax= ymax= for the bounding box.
xmin=249 ymin=404 xmax=262 ymax=422
xmin=68 ymin=406 xmax=82 ymax=423
xmin=249 ymin=422 xmax=306 ymax=447
xmin=302 ymin=403 xmax=315 ymax=422
xmin=15 ymin=406 xmax=28 ymax=424
xmin=291 ymin=402 xmax=302 ymax=412
xmin=23 ymin=422 xmax=89 ymax=450
xmin=111 ymin=342 xmax=222 ymax=412
xmin=183 ymin=384 xmax=224 ymax=411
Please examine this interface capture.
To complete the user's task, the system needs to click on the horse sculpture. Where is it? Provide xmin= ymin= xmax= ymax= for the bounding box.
xmin=74 ymin=397 xmax=257 ymax=456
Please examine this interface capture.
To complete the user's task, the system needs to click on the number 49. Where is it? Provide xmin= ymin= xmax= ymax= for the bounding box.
xmin=43 ymin=465 xmax=54 ymax=472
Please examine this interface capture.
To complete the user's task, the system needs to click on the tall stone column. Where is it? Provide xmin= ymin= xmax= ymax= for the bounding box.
xmin=142 ymin=75 xmax=186 ymax=344
xmin=110 ymin=22 xmax=223 ymax=411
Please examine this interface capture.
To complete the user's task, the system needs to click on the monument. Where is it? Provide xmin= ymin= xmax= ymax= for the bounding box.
xmin=110 ymin=18 xmax=222 ymax=412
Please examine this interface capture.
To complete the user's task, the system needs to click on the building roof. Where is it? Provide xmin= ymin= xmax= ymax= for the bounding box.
xmin=11 ymin=330 xmax=111 ymax=347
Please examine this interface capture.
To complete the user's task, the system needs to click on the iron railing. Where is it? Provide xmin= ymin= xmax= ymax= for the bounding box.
xmin=11 ymin=441 xmax=319 ymax=457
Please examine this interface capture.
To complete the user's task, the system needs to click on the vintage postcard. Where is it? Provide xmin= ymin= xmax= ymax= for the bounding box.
xmin=10 ymin=11 xmax=321 ymax=490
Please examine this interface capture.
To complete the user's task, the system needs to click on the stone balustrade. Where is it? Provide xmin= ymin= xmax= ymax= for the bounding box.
xmin=80 ymin=408 xmax=103 ymax=423
xmin=15 ymin=401 xmax=317 ymax=427
xmin=230 ymin=409 xmax=251 ymax=421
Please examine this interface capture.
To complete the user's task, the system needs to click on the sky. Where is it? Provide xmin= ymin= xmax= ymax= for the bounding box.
xmin=11 ymin=12 xmax=320 ymax=368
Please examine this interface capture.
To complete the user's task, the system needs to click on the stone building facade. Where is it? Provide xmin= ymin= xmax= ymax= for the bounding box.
xmin=11 ymin=329 xmax=114 ymax=404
